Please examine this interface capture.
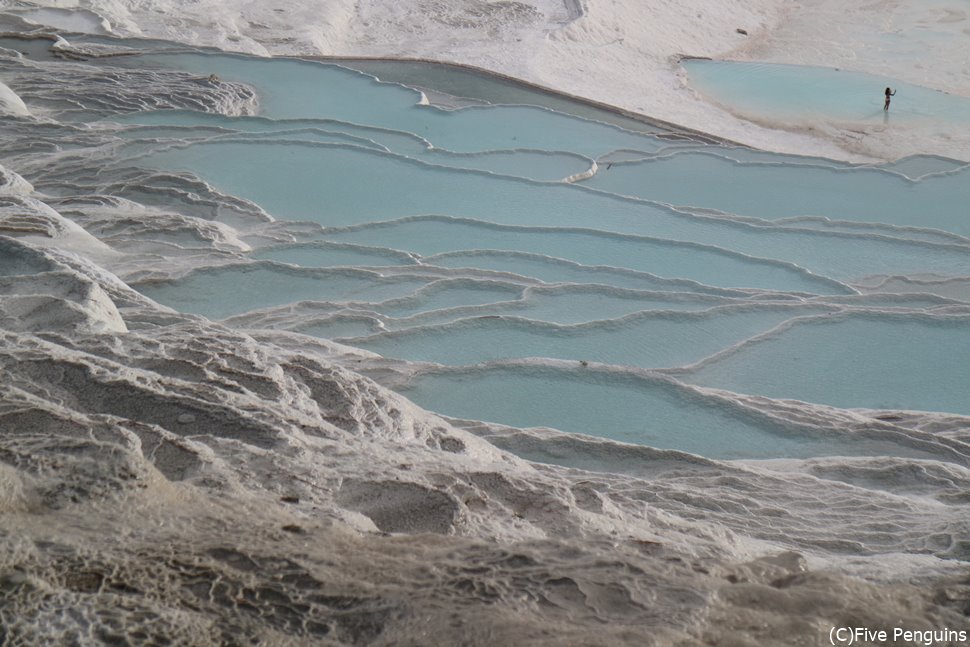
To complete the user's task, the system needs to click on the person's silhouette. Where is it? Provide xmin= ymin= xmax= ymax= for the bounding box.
xmin=884 ymin=87 xmax=896 ymax=111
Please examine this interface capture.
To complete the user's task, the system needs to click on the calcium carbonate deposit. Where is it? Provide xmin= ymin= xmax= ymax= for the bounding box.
xmin=0 ymin=1 xmax=969 ymax=645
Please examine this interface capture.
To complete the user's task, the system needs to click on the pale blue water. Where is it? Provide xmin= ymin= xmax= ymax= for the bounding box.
xmin=321 ymin=219 xmax=845 ymax=294
xmin=120 ymin=52 xmax=672 ymax=156
xmin=254 ymin=242 xmax=418 ymax=268
xmin=685 ymin=60 xmax=970 ymax=125
xmin=398 ymin=367 xmax=949 ymax=461
xmin=134 ymin=141 xmax=970 ymax=282
xmin=486 ymin=287 xmax=734 ymax=324
xmin=117 ymin=110 xmax=595 ymax=181
xmin=109 ymin=49 xmax=970 ymax=460
xmin=280 ymin=286 xmax=741 ymax=337
xmin=137 ymin=265 xmax=431 ymax=319
xmin=374 ymin=279 xmax=525 ymax=318
xmin=424 ymin=251 xmax=753 ymax=295
xmin=347 ymin=305 xmax=833 ymax=369
xmin=584 ymin=151 xmax=970 ymax=235
xmin=686 ymin=313 xmax=970 ymax=415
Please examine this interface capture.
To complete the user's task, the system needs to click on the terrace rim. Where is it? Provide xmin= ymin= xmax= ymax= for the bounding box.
xmin=312 ymin=54 xmax=736 ymax=147
xmin=1 ymin=27 xmax=739 ymax=147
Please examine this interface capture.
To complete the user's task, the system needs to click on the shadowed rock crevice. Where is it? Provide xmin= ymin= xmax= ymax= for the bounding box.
xmin=336 ymin=478 xmax=463 ymax=534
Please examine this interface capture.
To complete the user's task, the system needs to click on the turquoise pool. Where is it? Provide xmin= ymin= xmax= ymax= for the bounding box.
xmin=107 ymin=48 xmax=970 ymax=460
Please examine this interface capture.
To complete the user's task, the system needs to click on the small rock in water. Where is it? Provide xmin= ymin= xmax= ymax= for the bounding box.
xmin=177 ymin=413 xmax=196 ymax=424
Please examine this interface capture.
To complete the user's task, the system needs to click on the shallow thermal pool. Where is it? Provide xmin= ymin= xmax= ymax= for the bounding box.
xmin=70 ymin=44 xmax=970 ymax=462
xmin=684 ymin=59 xmax=970 ymax=126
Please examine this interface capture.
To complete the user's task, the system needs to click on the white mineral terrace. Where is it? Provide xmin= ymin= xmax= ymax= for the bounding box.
xmin=0 ymin=2 xmax=968 ymax=645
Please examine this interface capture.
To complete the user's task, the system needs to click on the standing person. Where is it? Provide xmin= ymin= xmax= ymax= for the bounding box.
xmin=884 ymin=87 xmax=896 ymax=111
